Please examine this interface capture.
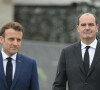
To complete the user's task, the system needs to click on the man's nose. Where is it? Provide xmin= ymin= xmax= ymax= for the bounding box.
xmin=13 ymin=40 xmax=18 ymax=45
xmin=85 ymin=25 xmax=89 ymax=29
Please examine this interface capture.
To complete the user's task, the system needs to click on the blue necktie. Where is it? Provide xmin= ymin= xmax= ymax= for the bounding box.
xmin=6 ymin=57 xmax=12 ymax=89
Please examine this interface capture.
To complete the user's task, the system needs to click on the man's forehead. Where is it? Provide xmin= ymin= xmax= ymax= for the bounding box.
xmin=79 ymin=14 xmax=96 ymax=23
xmin=80 ymin=13 xmax=95 ymax=19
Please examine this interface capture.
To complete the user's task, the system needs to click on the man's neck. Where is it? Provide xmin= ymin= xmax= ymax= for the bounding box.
xmin=81 ymin=38 xmax=96 ymax=45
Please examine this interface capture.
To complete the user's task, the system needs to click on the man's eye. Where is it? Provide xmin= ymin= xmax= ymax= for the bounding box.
xmin=9 ymin=38 xmax=14 ymax=40
xmin=89 ymin=23 xmax=94 ymax=26
xmin=81 ymin=24 xmax=86 ymax=26
xmin=17 ymin=39 xmax=21 ymax=42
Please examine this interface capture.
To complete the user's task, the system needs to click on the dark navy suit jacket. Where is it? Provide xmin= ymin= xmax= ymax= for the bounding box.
xmin=0 ymin=51 xmax=39 ymax=90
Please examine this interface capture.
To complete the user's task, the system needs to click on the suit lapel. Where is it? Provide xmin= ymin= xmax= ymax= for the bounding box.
xmin=11 ymin=53 xmax=23 ymax=89
xmin=74 ymin=42 xmax=86 ymax=75
xmin=87 ymin=40 xmax=100 ymax=77
xmin=74 ymin=41 xmax=100 ymax=78
xmin=0 ymin=51 xmax=8 ymax=88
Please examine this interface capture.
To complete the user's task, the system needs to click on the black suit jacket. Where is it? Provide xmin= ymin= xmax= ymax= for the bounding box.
xmin=53 ymin=40 xmax=100 ymax=90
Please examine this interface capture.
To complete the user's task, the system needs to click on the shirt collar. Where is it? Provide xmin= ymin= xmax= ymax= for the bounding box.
xmin=1 ymin=49 xmax=17 ymax=61
xmin=81 ymin=39 xmax=97 ymax=50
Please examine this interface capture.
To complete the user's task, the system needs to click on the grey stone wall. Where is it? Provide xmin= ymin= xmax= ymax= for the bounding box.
xmin=14 ymin=3 xmax=99 ymax=43
xmin=0 ymin=0 xmax=13 ymax=28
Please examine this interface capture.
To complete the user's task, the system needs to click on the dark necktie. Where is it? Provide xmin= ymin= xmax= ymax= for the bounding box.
xmin=83 ymin=46 xmax=90 ymax=75
xmin=6 ymin=57 xmax=12 ymax=89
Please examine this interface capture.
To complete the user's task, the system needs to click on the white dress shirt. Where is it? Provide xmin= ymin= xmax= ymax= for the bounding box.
xmin=81 ymin=39 xmax=97 ymax=67
xmin=1 ymin=49 xmax=17 ymax=79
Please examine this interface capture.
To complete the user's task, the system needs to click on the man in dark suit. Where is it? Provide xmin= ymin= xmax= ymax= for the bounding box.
xmin=52 ymin=12 xmax=100 ymax=90
xmin=0 ymin=22 xmax=39 ymax=90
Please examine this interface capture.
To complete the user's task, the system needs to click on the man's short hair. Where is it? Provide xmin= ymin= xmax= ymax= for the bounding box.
xmin=0 ymin=22 xmax=24 ymax=37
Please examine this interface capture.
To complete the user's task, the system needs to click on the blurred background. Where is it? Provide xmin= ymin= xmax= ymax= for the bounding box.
xmin=0 ymin=0 xmax=100 ymax=90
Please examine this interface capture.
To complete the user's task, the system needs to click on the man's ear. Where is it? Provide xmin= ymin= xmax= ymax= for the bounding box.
xmin=96 ymin=24 xmax=99 ymax=33
xmin=76 ymin=25 xmax=80 ymax=32
xmin=0 ymin=36 xmax=4 ymax=44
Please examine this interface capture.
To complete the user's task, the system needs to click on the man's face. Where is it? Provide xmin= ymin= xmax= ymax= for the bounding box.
xmin=77 ymin=14 xmax=99 ymax=43
xmin=0 ymin=28 xmax=23 ymax=56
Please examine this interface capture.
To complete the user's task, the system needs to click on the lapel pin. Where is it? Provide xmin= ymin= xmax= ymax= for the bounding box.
xmin=18 ymin=60 xmax=21 ymax=62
